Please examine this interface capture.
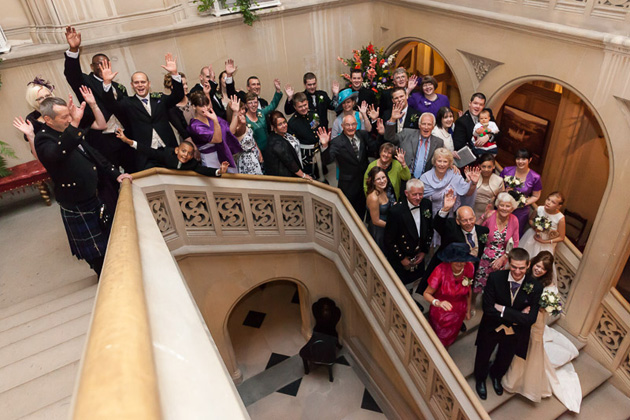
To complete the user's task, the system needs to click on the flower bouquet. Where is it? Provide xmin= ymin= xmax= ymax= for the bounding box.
xmin=510 ymin=190 xmax=527 ymax=208
xmin=533 ymin=215 xmax=552 ymax=232
xmin=338 ymin=43 xmax=397 ymax=101
xmin=503 ymin=175 xmax=523 ymax=189
xmin=539 ymin=289 xmax=563 ymax=316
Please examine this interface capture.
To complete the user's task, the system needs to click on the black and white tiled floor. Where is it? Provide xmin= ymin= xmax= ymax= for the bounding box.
xmin=228 ymin=281 xmax=387 ymax=419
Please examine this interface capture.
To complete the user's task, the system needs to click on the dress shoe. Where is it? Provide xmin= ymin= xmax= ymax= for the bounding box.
xmin=490 ymin=375 xmax=503 ymax=396
xmin=475 ymin=381 xmax=487 ymax=400
xmin=460 ymin=323 xmax=467 ymax=333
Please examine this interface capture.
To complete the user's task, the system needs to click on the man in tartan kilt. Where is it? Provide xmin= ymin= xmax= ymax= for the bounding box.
xmin=35 ymin=96 xmax=132 ymax=275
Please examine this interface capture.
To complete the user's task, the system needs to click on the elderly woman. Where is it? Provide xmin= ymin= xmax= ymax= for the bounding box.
xmin=474 ymin=153 xmax=505 ymax=219
xmin=500 ymin=148 xmax=542 ymax=238
xmin=420 ymin=147 xmax=480 ymax=246
xmin=188 ymin=91 xmax=241 ymax=173
xmin=408 ymin=75 xmax=451 ymax=117
xmin=423 ymin=243 xmax=478 ymax=347
xmin=366 ymin=166 xmax=394 ymax=252
xmin=473 ymin=192 xmax=520 ymax=294
xmin=331 ymin=88 xmax=372 ymax=138
xmin=245 ymin=79 xmax=283 ymax=153
xmin=363 ymin=142 xmax=410 ymax=201
xmin=266 ymin=111 xmax=312 ymax=180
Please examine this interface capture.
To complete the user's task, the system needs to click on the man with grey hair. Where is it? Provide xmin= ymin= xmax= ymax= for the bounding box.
xmin=384 ymin=179 xmax=434 ymax=293
xmin=35 ymin=96 xmax=132 ymax=276
xmin=384 ymin=110 xmax=444 ymax=177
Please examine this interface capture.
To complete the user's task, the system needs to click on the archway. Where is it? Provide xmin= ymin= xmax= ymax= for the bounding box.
xmin=488 ymin=79 xmax=609 ymax=252
xmin=225 ymin=279 xmax=310 ymax=383
xmin=386 ymin=38 xmax=463 ymax=112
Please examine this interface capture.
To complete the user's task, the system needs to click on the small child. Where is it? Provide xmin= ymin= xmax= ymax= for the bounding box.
xmin=116 ymin=129 xmax=229 ymax=176
xmin=472 ymin=108 xmax=499 ymax=155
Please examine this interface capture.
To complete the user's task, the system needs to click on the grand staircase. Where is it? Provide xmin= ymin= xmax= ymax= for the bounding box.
xmin=446 ymin=299 xmax=630 ymax=420
xmin=0 ymin=278 xmax=96 ymax=419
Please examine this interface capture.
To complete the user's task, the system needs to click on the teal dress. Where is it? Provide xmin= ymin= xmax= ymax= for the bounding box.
xmin=245 ymin=91 xmax=282 ymax=152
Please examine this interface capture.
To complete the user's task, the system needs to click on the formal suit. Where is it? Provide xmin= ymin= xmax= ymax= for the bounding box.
xmin=474 ymin=270 xmax=543 ymax=382
xmin=350 ymin=86 xmax=377 ymax=108
xmin=384 ymin=124 xmax=444 ymax=176
xmin=416 ymin=213 xmax=489 ymax=294
xmin=225 ymin=79 xmax=268 ymax=108
xmin=284 ymin=90 xmax=337 ymax=128
xmin=133 ymin=143 xmax=221 ymax=176
xmin=63 ymin=51 xmax=135 ymax=172
xmin=384 ymin=199 xmax=433 ymax=284
xmin=382 ymin=107 xmax=421 ymax=131
xmin=452 ymin=110 xmax=476 ymax=152
xmin=102 ymin=79 xmax=184 ymax=170
xmin=321 ymin=130 xmax=378 ymax=217
xmin=35 ymin=125 xmax=121 ymax=207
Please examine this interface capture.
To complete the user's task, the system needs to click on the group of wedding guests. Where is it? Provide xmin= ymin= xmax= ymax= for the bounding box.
xmin=13 ymin=26 xmax=580 ymax=411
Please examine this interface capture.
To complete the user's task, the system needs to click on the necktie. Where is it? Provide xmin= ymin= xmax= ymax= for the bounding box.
xmin=466 ymin=232 xmax=475 ymax=249
xmin=510 ymin=281 xmax=520 ymax=297
xmin=141 ymin=98 xmax=148 ymax=105
xmin=351 ymin=136 xmax=359 ymax=158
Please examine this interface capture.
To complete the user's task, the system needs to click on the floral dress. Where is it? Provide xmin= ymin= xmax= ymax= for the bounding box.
xmin=473 ymin=212 xmax=519 ymax=293
xmin=237 ymin=127 xmax=263 ymax=175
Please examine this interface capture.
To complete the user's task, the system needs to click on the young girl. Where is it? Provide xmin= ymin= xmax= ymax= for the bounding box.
xmin=519 ymin=192 xmax=566 ymax=256
xmin=472 ymin=108 xmax=499 ymax=155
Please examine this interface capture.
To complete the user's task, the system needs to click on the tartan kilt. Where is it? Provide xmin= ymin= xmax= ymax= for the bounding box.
xmin=60 ymin=197 xmax=110 ymax=262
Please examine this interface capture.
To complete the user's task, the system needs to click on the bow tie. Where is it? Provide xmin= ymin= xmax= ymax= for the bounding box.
xmin=410 ymin=206 xmax=420 ymax=211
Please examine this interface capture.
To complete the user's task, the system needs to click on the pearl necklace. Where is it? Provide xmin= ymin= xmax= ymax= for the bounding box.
xmin=452 ymin=268 xmax=465 ymax=277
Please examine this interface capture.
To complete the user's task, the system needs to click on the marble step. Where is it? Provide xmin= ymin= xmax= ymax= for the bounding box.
xmin=0 ymin=277 xmax=96 ymax=322
xmin=556 ymin=382 xmax=630 ymax=420
xmin=0 ymin=313 xmax=90 ymax=368
xmin=0 ymin=361 xmax=79 ymax=419
xmin=448 ymin=331 xmax=477 ymax=378
xmin=0 ymin=284 xmax=96 ymax=333
xmin=0 ymin=334 xmax=86 ymax=393
xmin=20 ymin=395 xmax=72 ymax=420
xmin=0 ymin=297 xmax=94 ymax=348
xmin=489 ymin=352 xmax=612 ymax=420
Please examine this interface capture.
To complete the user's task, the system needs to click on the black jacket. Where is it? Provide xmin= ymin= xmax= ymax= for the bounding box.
xmin=35 ymin=125 xmax=120 ymax=207
xmin=134 ymin=143 xmax=221 ymax=177
xmin=284 ymin=90 xmax=336 ymax=128
xmin=265 ymin=133 xmax=302 ymax=178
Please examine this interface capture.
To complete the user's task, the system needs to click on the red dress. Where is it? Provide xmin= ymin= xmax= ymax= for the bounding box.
xmin=427 ymin=262 xmax=474 ymax=347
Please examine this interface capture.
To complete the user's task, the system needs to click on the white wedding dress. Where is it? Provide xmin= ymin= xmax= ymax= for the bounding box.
xmin=502 ymin=285 xmax=582 ymax=412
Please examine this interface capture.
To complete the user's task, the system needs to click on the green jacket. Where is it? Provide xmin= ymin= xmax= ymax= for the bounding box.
xmin=363 ymin=159 xmax=411 ymax=200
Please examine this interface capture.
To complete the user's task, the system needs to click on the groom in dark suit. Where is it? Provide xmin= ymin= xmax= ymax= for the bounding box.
xmin=384 ymin=179 xmax=434 ymax=287
xmin=473 ymin=248 xmax=543 ymax=400
xmin=318 ymin=115 xmax=379 ymax=217
xmin=100 ymin=53 xmax=184 ymax=170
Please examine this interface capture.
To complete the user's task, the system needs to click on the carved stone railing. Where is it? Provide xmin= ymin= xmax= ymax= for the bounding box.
xmin=133 ymin=168 xmax=489 ymax=420
xmin=589 ymin=288 xmax=630 ymax=393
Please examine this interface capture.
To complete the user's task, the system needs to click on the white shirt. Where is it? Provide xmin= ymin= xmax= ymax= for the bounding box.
xmin=408 ymin=200 xmax=421 ymax=235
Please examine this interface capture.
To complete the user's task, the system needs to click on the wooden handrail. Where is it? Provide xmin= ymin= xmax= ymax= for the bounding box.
xmin=611 ymin=287 xmax=630 ymax=315
xmin=72 ymin=180 xmax=161 ymax=420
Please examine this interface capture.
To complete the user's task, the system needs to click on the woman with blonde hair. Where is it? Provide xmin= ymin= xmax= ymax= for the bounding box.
xmin=420 ymin=147 xmax=480 ymax=246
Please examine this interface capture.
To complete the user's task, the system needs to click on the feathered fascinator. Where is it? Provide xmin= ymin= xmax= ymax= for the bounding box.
xmin=27 ymin=76 xmax=55 ymax=92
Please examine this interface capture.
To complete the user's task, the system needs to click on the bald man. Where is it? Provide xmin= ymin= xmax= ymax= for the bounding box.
xmin=318 ymin=115 xmax=379 ymax=218
xmin=416 ymin=189 xmax=489 ymax=299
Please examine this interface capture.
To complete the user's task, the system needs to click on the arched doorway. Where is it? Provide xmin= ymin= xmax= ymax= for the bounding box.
xmin=226 ymin=280 xmax=308 ymax=382
xmin=490 ymin=80 xmax=609 ymax=252
xmin=386 ymin=38 xmax=463 ymax=113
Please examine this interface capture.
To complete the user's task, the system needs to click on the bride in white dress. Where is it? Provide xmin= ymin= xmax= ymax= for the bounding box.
xmin=502 ymin=251 xmax=582 ymax=413
xmin=520 ymin=192 xmax=565 ymax=257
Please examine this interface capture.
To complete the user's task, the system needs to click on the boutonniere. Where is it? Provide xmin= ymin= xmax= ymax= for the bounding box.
xmin=410 ymin=114 xmax=419 ymax=123
xmin=422 ymin=209 xmax=431 ymax=219
xmin=479 ymin=233 xmax=488 ymax=244
xmin=247 ymin=124 xmax=252 ymax=128
xmin=256 ymin=111 xmax=263 ymax=118
xmin=318 ymin=95 xmax=324 ymax=103
xmin=461 ymin=276 xmax=472 ymax=287
xmin=150 ymin=92 xmax=162 ymax=99
xmin=523 ymin=283 xmax=533 ymax=294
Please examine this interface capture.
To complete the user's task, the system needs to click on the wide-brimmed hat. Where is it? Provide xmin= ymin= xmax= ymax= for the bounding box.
xmin=335 ymin=88 xmax=359 ymax=113
xmin=438 ymin=243 xmax=479 ymax=263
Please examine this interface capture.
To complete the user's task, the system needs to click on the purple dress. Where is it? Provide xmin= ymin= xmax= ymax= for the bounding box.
xmin=188 ymin=117 xmax=242 ymax=172
xmin=408 ymin=93 xmax=450 ymax=117
xmin=500 ymin=166 xmax=542 ymax=238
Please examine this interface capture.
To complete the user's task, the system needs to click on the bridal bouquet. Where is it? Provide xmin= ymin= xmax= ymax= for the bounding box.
xmin=534 ymin=215 xmax=552 ymax=232
xmin=503 ymin=175 xmax=523 ymax=189
xmin=539 ymin=290 xmax=563 ymax=316
xmin=510 ymin=190 xmax=528 ymax=208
